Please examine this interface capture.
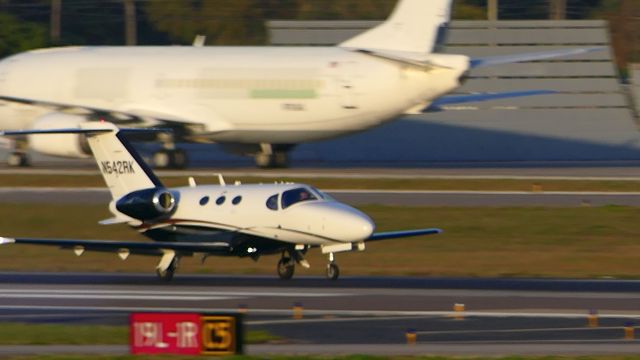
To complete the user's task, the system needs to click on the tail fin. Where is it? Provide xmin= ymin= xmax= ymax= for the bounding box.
xmin=339 ymin=0 xmax=452 ymax=54
xmin=80 ymin=122 xmax=163 ymax=199
xmin=2 ymin=122 xmax=163 ymax=199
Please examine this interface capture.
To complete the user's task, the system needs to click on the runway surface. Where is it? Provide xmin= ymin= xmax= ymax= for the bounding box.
xmin=3 ymin=187 xmax=640 ymax=207
xmin=0 ymin=272 xmax=640 ymax=355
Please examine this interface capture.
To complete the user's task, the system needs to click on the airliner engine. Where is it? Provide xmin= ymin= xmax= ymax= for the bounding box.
xmin=28 ymin=113 xmax=92 ymax=158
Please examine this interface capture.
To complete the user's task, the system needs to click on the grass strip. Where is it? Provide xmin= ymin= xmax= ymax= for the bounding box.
xmin=1 ymin=204 xmax=640 ymax=278
xmin=0 ymin=323 xmax=277 ymax=345
xmin=2 ymin=173 xmax=640 ymax=192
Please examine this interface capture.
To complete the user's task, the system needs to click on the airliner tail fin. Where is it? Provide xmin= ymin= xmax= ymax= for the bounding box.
xmin=339 ymin=0 xmax=452 ymax=54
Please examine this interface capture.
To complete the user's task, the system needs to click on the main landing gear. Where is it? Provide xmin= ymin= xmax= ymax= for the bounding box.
xmin=254 ymin=143 xmax=290 ymax=169
xmin=156 ymin=253 xmax=179 ymax=282
xmin=276 ymin=249 xmax=341 ymax=281
xmin=6 ymin=138 xmax=30 ymax=167
xmin=152 ymin=132 xmax=188 ymax=169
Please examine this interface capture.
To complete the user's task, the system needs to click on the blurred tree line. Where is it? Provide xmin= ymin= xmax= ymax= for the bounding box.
xmin=0 ymin=0 xmax=636 ymax=70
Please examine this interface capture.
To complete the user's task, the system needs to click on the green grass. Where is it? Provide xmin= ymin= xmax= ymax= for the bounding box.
xmin=1 ymin=204 xmax=640 ymax=278
xmin=10 ymin=356 xmax=640 ymax=360
xmin=0 ymin=323 xmax=277 ymax=346
xmin=2 ymin=173 xmax=640 ymax=192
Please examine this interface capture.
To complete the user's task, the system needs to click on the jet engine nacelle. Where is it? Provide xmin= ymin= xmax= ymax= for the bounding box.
xmin=28 ymin=113 xmax=92 ymax=158
xmin=115 ymin=188 xmax=178 ymax=221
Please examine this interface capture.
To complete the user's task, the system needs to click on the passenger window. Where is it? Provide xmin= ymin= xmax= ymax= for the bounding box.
xmin=266 ymin=194 xmax=278 ymax=211
xmin=281 ymin=188 xmax=318 ymax=209
xmin=232 ymin=196 xmax=242 ymax=205
xmin=216 ymin=196 xmax=226 ymax=205
xmin=199 ymin=196 xmax=210 ymax=206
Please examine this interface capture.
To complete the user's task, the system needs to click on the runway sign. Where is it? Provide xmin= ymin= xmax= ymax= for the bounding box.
xmin=130 ymin=312 xmax=243 ymax=356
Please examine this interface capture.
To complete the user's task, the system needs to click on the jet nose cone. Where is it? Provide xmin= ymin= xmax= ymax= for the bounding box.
xmin=335 ymin=205 xmax=375 ymax=242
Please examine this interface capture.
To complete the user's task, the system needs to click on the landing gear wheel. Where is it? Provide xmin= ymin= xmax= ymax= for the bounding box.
xmin=7 ymin=152 xmax=29 ymax=167
xmin=156 ymin=257 xmax=178 ymax=282
xmin=254 ymin=152 xmax=289 ymax=169
xmin=326 ymin=263 xmax=340 ymax=281
xmin=171 ymin=149 xmax=188 ymax=169
xmin=153 ymin=149 xmax=188 ymax=169
xmin=277 ymin=257 xmax=295 ymax=280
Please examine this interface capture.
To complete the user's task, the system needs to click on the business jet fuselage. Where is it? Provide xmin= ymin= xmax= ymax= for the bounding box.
xmin=0 ymin=122 xmax=441 ymax=280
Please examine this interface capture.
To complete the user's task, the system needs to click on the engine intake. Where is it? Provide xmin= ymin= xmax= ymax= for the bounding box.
xmin=116 ymin=188 xmax=177 ymax=221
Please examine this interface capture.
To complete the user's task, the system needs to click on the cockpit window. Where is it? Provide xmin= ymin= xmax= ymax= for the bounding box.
xmin=281 ymin=187 xmax=318 ymax=209
xmin=310 ymin=186 xmax=334 ymax=201
xmin=266 ymin=194 xmax=279 ymax=211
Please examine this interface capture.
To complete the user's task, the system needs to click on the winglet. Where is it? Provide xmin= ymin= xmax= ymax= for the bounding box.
xmin=0 ymin=237 xmax=15 ymax=245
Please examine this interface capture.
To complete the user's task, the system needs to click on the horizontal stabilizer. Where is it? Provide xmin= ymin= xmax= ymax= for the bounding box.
xmin=427 ymin=90 xmax=556 ymax=111
xmin=368 ymin=228 xmax=442 ymax=242
xmin=471 ymin=47 xmax=605 ymax=68
xmin=0 ymin=127 xmax=168 ymax=137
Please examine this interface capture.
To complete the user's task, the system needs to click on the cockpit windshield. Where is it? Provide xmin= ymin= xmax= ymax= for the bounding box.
xmin=310 ymin=186 xmax=334 ymax=201
xmin=281 ymin=187 xmax=318 ymax=209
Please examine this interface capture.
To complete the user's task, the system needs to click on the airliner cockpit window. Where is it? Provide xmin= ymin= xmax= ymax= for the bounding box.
xmin=281 ymin=187 xmax=318 ymax=209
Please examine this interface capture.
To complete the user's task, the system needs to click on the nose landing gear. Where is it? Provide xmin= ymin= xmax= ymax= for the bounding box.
xmin=326 ymin=252 xmax=340 ymax=280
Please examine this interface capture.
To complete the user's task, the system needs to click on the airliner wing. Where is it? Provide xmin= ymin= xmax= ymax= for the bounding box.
xmin=426 ymin=90 xmax=556 ymax=111
xmin=367 ymin=228 xmax=442 ymax=242
xmin=470 ymin=47 xmax=604 ymax=68
xmin=0 ymin=95 xmax=228 ymax=135
xmin=0 ymin=237 xmax=230 ymax=255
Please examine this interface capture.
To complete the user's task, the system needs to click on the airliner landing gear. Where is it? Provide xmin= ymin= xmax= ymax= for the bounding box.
xmin=156 ymin=255 xmax=179 ymax=282
xmin=153 ymin=149 xmax=188 ymax=169
xmin=326 ymin=253 xmax=340 ymax=280
xmin=6 ymin=138 xmax=30 ymax=167
xmin=7 ymin=152 xmax=29 ymax=167
xmin=255 ymin=143 xmax=289 ymax=169
xmin=152 ymin=132 xmax=188 ymax=169
xmin=277 ymin=255 xmax=295 ymax=280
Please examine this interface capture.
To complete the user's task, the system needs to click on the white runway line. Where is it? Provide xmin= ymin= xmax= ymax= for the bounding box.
xmin=0 ymin=288 xmax=350 ymax=298
xmin=1 ymin=305 xmax=639 ymax=319
xmin=416 ymin=326 xmax=623 ymax=336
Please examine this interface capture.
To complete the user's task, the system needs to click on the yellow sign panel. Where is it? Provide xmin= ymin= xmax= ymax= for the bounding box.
xmin=201 ymin=316 xmax=237 ymax=355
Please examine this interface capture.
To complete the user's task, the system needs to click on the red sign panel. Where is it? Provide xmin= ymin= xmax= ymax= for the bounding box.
xmin=130 ymin=313 xmax=202 ymax=355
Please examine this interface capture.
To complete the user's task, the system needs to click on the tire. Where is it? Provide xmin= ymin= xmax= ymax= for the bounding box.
xmin=326 ymin=263 xmax=340 ymax=281
xmin=277 ymin=257 xmax=295 ymax=280
xmin=153 ymin=150 xmax=171 ymax=169
xmin=7 ymin=153 xmax=29 ymax=167
xmin=170 ymin=149 xmax=188 ymax=169
xmin=156 ymin=258 xmax=178 ymax=282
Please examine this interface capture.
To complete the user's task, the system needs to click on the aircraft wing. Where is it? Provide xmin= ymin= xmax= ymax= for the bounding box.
xmin=0 ymin=95 xmax=229 ymax=137
xmin=0 ymin=236 xmax=230 ymax=256
xmin=470 ymin=47 xmax=604 ymax=68
xmin=367 ymin=228 xmax=442 ymax=242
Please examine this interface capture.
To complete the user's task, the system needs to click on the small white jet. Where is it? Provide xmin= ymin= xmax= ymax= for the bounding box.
xmin=0 ymin=122 xmax=441 ymax=280
xmin=0 ymin=0 xmax=595 ymax=168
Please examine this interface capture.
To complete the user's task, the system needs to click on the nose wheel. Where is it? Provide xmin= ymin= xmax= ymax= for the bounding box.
xmin=326 ymin=252 xmax=340 ymax=280
xmin=277 ymin=256 xmax=295 ymax=280
xmin=326 ymin=263 xmax=340 ymax=280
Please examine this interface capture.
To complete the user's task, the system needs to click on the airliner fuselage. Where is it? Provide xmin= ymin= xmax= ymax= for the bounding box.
xmin=0 ymin=46 xmax=466 ymax=143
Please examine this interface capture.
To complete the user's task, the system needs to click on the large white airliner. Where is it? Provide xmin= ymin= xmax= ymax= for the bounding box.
xmin=0 ymin=0 xmax=595 ymax=168
xmin=0 ymin=122 xmax=441 ymax=280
